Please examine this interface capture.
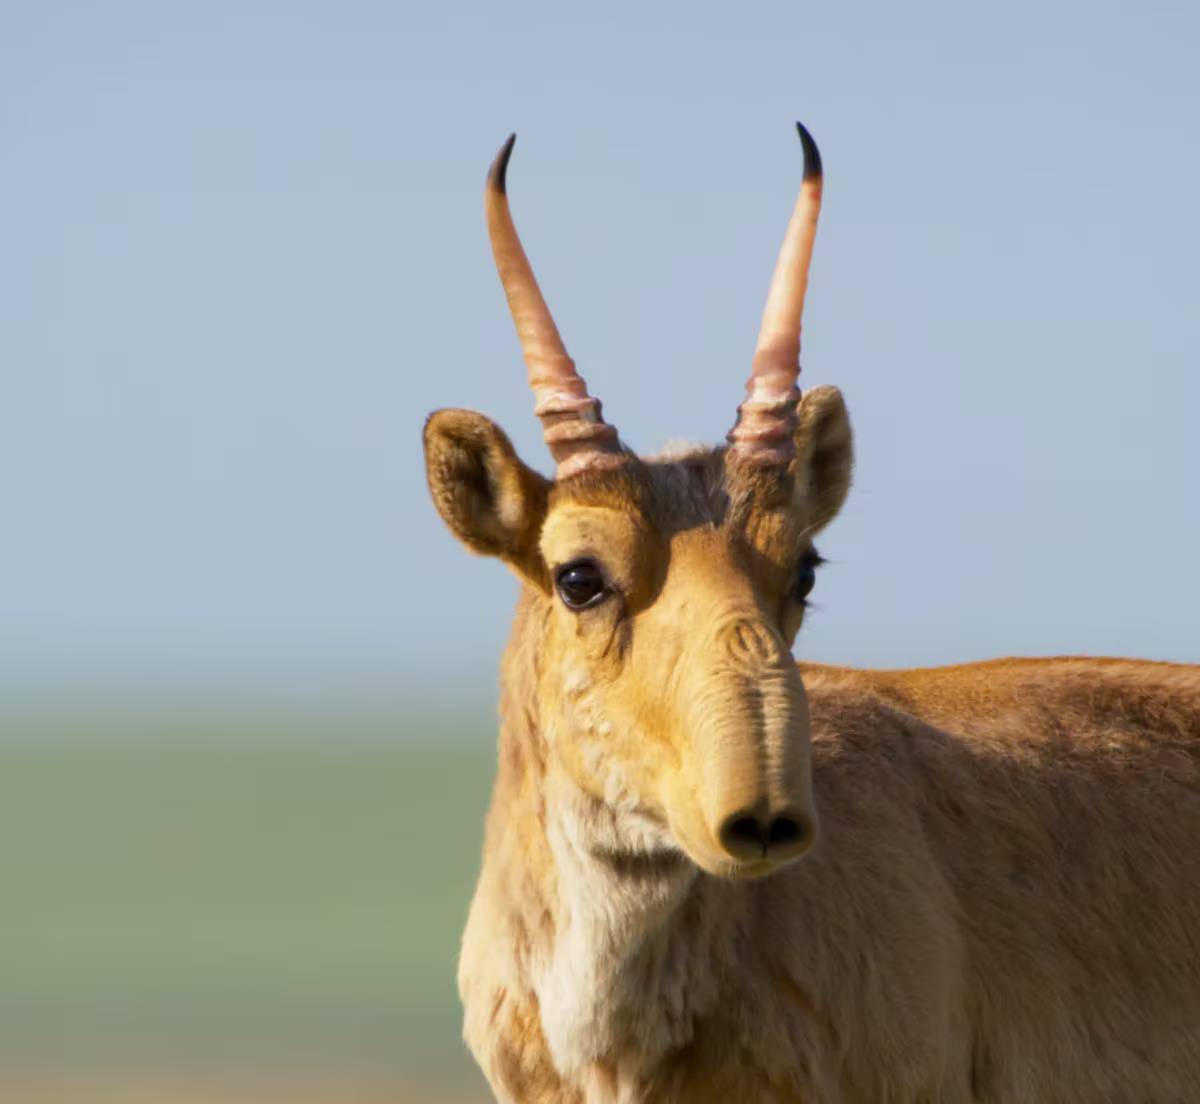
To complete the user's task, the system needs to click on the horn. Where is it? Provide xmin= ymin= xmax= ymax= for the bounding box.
xmin=485 ymin=134 xmax=622 ymax=479
xmin=728 ymin=122 xmax=824 ymax=465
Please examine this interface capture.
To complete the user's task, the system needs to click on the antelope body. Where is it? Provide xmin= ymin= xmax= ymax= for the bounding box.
xmin=422 ymin=127 xmax=1200 ymax=1102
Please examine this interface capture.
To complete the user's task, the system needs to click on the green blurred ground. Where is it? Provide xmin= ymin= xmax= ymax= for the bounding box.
xmin=0 ymin=713 xmax=497 ymax=1102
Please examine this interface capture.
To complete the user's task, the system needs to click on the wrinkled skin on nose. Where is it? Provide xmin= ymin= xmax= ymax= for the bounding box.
xmin=663 ymin=603 xmax=816 ymax=877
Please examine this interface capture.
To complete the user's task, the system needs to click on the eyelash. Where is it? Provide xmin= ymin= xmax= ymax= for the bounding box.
xmin=795 ymin=549 xmax=823 ymax=602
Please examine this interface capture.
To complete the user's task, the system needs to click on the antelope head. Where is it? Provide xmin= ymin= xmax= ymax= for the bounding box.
xmin=424 ymin=126 xmax=853 ymax=879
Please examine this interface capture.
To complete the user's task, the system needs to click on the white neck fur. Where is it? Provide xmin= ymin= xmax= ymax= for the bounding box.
xmin=532 ymin=764 xmax=724 ymax=1099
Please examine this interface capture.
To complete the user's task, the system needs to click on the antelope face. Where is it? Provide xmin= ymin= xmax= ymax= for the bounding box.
xmin=423 ymin=125 xmax=852 ymax=878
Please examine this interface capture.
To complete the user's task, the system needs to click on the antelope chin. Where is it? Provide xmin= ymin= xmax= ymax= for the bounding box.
xmin=703 ymin=853 xmax=799 ymax=881
xmin=721 ymin=856 xmax=797 ymax=881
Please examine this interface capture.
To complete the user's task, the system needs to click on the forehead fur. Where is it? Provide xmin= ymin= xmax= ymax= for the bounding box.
xmin=545 ymin=448 xmax=811 ymax=568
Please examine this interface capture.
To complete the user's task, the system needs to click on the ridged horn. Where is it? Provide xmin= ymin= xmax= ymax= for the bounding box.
xmin=485 ymin=134 xmax=622 ymax=479
xmin=728 ymin=122 xmax=824 ymax=465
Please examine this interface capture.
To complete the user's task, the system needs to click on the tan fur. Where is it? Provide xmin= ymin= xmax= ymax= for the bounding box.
xmin=424 ymin=388 xmax=1200 ymax=1102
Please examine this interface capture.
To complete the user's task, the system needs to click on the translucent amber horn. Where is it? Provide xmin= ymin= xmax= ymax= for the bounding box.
xmin=485 ymin=135 xmax=622 ymax=479
xmin=728 ymin=123 xmax=824 ymax=465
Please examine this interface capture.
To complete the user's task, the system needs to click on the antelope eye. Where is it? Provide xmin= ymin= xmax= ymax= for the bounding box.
xmin=795 ymin=549 xmax=822 ymax=601
xmin=555 ymin=559 xmax=608 ymax=611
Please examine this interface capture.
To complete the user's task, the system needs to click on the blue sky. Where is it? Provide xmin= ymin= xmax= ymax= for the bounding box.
xmin=3 ymin=1 xmax=1198 ymax=708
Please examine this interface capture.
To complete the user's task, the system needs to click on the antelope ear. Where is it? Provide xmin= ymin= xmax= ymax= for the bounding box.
xmin=423 ymin=409 xmax=550 ymax=584
xmin=794 ymin=386 xmax=854 ymax=532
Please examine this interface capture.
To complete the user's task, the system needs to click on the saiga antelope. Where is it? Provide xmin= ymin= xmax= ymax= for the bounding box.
xmin=422 ymin=125 xmax=1200 ymax=1102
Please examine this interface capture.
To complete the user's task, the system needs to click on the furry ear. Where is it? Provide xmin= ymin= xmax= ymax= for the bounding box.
xmin=794 ymin=386 xmax=854 ymax=533
xmin=423 ymin=409 xmax=550 ymax=584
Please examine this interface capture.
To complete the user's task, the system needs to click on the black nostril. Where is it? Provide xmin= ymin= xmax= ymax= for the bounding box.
xmin=720 ymin=814 xmax=768 ymax=857
xmin=767 ymin=816 xmax=804 ymax=848
xmin=719 ymin=810 xmax=809 ymax=862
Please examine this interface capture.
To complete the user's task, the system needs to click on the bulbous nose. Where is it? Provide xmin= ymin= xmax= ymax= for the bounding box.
xmin=717 ymin=807 xmax=811 ymax=863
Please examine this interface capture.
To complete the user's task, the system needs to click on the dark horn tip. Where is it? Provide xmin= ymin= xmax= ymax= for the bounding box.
xmin=795 ymin=121 xmax=823 ymax=182
xmin=488 ymin=133 xmax=517 ymax=194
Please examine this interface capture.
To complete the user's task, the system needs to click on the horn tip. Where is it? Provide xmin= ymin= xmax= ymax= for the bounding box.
xmin=488 ymin=133 xmax=517 ymax=194
xmin=794 ymin=121 xmax=822 ymax=182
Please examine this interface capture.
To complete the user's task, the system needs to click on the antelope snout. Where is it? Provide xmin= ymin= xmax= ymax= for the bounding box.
xmin=717 ymin=804 xmax=813 ymax=864
xmin=683 ymin=611 xmax=817 ymax=875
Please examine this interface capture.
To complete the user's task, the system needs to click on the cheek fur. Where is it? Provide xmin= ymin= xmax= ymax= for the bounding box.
xmin=549 ymin=672 xmax=680 ymax=856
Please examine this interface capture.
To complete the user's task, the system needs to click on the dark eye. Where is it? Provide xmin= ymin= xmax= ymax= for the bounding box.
xmin=556 ymin=559 xmax=608 ymax=611
xmin=795 ymin=549 xmax=823 ymax=602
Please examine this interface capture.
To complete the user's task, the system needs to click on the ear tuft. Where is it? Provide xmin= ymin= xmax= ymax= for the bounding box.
xmin=423 ymin=409 xmax=550 ymax=583
xmin=795 ymin=386 xmax=854 ymax=532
